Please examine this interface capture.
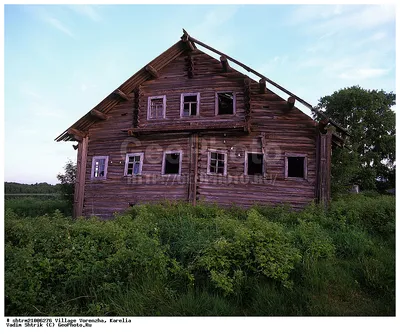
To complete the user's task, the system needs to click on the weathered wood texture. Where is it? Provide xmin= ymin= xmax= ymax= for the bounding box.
xmin=81 ymin=49 xmax=321 ymax=218
xmin=73 ymin=136 xmax=88 ymax=218
xmin=316 ymin=129 xmax=332 ymax=206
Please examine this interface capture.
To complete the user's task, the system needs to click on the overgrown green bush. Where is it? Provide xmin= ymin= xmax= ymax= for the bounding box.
xmin=5 ymin=194 xmax=395 ymax=316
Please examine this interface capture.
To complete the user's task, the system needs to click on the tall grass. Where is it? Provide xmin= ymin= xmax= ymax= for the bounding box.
xmin=5 ymin=194 xmax=395 ymax=316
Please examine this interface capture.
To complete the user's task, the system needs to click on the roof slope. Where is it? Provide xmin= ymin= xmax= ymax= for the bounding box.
xmin=55 ymin=30 xmax=347 ymax=142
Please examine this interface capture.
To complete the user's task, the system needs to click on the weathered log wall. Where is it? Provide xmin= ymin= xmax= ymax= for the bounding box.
xmin=82 ymin=49 xmax=319 ymax=218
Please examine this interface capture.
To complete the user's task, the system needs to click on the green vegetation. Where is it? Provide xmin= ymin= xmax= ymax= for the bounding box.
xmin=5 ymin=195 xmax=395 ymax=316
xmin=5 ymin=198 xmax=72 ymax=217
xmin=314 ymin=86 xmax=396 ymax=194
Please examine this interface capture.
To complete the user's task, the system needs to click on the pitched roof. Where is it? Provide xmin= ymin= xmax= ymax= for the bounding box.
xmin=55 ymin=29 xmax=348 ymax=142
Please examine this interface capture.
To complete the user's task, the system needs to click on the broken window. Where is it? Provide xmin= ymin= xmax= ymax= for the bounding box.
xmin=285 ymin=155 xmax=307 ymax=179
xmin=181 ymin=93 xmax=199 ymax=117
xmin=208 ymin=151 xmax=227 ymax=175
xmin=217 ymin=92 xmax=235 ymax=115
xmin=163 ymin=152 xmax=182 ymax=175
xmin=124 ymin=153 xmax=143 ymax=176
xmin=246 ymin=153 xmax=264 ymax=175
xmin=91 ymin=156 xmax=109 ymax=179
xmin=148 ymin=96 xmax=166 ymax=119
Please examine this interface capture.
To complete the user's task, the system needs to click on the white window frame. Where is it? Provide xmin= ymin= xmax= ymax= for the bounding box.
xmin=147 ymin=95 xmax=166 ymax=120
xmin=162 ymin=150 xmax=183 ymax=176
xmin=91 ymin=156 xmax=109 ymax=180
xmin=284 ymin=153 xmax=308 ymax=180
xmin=207 ymin=149 xmax=228 ymax=176
xmin=124 ymin=153 xmax=144 ymax=176
xmin=244 ymin=151 xmax=265 ymax=176
xmin=215 ymin=91 xmax=236 ymax=116
xmin=180 ymin=92 xmax=200 ymax=117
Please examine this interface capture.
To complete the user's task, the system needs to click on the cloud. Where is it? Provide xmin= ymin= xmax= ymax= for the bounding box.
xmin=69 ymin=5 xmax=101 ymax=22
xmin=338 ymin=68 xmax=390 ymax=80
xmin=44 ymin=17 xmax=74 ymax=37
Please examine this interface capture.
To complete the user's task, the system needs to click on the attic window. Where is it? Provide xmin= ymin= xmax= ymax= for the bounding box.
xmin=91 ymin=156 xmax=109 ymax=180
xmin=162 ymin=151 xmax=182 ymax=175
xmin=181 ymin=93 xmax=199 ymax=117
xmin=285 ymin=154 xmax=307 ymax=179
xmin=147 ymin=95 xmax=166 ymax=120
xmin=216 ymin=92 xmax=235 ymax=115
xmin=246 ymin=152 xmax=264 ymax=175
xmin=207 ymin=150 xmax=227 ymax=175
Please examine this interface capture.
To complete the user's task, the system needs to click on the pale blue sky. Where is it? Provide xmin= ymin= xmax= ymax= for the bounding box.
xmin=3 ymin=4 xmax=396 ymax=184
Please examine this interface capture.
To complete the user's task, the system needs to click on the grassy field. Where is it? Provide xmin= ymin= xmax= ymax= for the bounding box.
xmin=4 ymin=194 xmax=395 ymax=316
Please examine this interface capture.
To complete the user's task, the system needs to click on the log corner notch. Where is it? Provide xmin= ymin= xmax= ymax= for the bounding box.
xmin=181 ymin=28 xmax=197 ymax=51
xmin=67 ymin=128 xmax=87 ymax=142
xmin=220 ymin=55 xmax=231 ymax=72
xmin=145 ymin=64 xmax=159 ymax=78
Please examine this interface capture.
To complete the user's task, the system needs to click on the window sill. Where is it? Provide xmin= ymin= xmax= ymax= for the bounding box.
xmin=285 ymin=177 xmax=308 ymax=181
xmin=206 ymin=172 xmax=227 ymax=177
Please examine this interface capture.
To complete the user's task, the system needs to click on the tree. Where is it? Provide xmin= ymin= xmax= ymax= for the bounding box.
xmin=56 ymin=160 xmax=77 ymax=206
xmin=314 ymin=86 xmax=395 ymax=194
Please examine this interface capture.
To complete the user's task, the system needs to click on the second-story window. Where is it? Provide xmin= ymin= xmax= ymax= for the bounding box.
xmin=147 ymin=95 xmax=166 ymax=120
xmin=91 ymin=156 xmax=109 ymax=180
xmin=181 ymin=93 xmax=200 ymax=117
xmin=216 ymin=92 xmax=235 ymax=115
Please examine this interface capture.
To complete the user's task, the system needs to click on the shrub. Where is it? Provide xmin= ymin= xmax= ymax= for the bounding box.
xmin=195 ymin=209 xmax=301 ymax=295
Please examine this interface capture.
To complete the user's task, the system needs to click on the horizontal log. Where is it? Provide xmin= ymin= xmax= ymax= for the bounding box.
xmin=124 ymin=121 xmax=248 ymax=135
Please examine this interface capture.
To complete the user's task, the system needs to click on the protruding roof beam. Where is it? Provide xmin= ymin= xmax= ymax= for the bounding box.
xmin=318 ymin=118 xmax=329 ymax=133
xmin=145 ymin=65 xmax=159 ymax=78
xmin=259 ymin=78 xmax=266 ymax=94
xmin=90 ymin=109 xmax=108 ymax=120
xmin=186 ymin=33 xmax=350 ymax=136
xmin=287 ymin=96 xmax=296 ymax=110
xmin=68 ymin=128 xmax=86 ymax=138
xmin=220 ymin=56 xmax=231 ymax=72
xmin=113 ymin=89 xmax=130 ymax=101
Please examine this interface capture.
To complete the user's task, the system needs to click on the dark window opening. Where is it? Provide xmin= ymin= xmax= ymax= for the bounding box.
xmin=247 ymin=153 xmax=263 ymax=175
xmin=164 ymin=153 xmax=180 ymax=174
xmin=217 ymin=92 xmax=234 ymax=115
xmin=288 ymin=157 xmax=305 ymax=178
xmin=209 ymin=152 xmax=226 ymax=175
xmin=183 ymin=95 xmax=198 ymax=116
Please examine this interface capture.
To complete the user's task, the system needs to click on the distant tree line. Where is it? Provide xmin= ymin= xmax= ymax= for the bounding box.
xmin=4 ymin=182 xmax=60 ymax=194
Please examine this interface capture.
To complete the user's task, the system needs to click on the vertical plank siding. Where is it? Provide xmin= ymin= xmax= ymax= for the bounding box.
xmin=81 ymin=49 xmax=322 ymax=218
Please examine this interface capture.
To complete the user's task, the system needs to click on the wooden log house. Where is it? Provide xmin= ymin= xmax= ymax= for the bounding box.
xmin=55 ymin=30 xmax=346 ymax=218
